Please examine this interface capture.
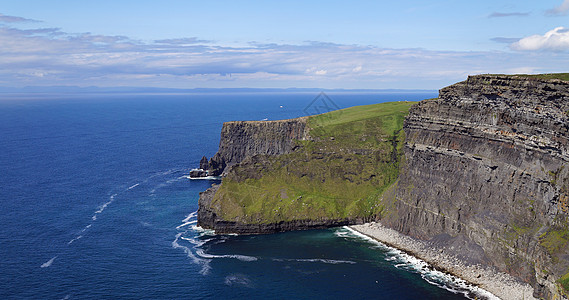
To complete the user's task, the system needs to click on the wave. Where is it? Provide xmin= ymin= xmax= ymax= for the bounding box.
xmin=176 ymin=212 xmax=198 ymax=229
xmin=192 ymin=225 xmax=216 ymax=236
xmin=195 ymin=249 xmax=258 ymax=262
xmin=171 ymin=232 xmax=211 ymax=275
xmin=41 ymin=256 xmax=57 ymax=268
xmin=337 ymin=227 xmax=498 ymax=300
xmin=273 ymin=258 xmax=356 ymax=264
xmin=182 ymin=175 xmax=222 ymax=180
xmin=180 ymin=236 xmax=213 ymax=248
xmin=176 ymin=220 xmax=197 ymax=229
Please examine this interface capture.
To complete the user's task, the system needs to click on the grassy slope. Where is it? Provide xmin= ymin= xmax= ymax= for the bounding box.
xmin=211 ymin=101 xmax=416 ymax=224
xmin=494 ymin=73 xmax=569 ymax=82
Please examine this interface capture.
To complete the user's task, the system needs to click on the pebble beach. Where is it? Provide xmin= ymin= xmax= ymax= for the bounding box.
xmin=349 ymin=222 xmax=537 ymax=300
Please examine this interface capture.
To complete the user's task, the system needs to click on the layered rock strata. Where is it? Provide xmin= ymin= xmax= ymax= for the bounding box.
xmin=192 ymin=118 xmax=309 ymax=177
xmin=385 ymin=74 xmax=569 ymax=299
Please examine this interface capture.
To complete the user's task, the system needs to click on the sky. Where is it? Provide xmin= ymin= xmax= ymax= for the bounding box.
xmin=1 ymin=0 xmax=569 ymax=90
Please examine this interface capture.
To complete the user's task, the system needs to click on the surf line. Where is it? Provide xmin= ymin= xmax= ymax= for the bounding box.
xmin=41 ymin=180 xmax=144 ymax=269
xmin=172 ymin=211 xmax=213 ymax=275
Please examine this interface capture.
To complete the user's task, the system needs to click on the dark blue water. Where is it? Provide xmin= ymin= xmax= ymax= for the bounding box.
xmin=0 ymin=92 xmax=474 ymax=299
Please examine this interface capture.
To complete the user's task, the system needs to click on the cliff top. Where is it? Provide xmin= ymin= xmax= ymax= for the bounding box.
xmin=472 ymin=73 xmax=569 ymax=82
xmin=224 ymin=116 xmax=309 ymax=125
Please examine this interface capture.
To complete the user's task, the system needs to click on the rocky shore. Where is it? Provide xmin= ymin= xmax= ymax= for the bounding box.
xmin=196 ymin=75 xmax=569 ymax=297
xmin=350 ymin=222 xmax=536 ymax=300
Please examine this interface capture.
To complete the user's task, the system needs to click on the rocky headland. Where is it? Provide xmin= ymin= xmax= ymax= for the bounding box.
xmin=196 ymin=74 xmax=569 ymax=299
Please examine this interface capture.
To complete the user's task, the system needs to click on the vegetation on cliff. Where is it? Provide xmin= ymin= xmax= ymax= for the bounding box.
xmin=208 ymin=101 xmax=415 ymax=224
xmin=507 ymin=73 xmax=569 ymax=82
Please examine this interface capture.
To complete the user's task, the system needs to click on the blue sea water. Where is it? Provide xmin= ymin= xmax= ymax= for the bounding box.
xmin=0 ymin=91 xmax=480 ymax=299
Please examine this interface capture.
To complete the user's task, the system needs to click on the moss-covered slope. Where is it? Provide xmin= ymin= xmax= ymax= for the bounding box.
xmin=198 ymin=101 xmax=415 ymax=232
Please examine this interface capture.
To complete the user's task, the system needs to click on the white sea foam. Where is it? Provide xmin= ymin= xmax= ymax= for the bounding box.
xmin=67 ymin=235 xmax=83 ymax=245
xmin=180 ymin=236 xmax=214 ymax=247
xmin=274 ymin=258 xmax=356 ymax=265
xmin=183 ymin=175 xmax=222 ymax=180
xmin=176 ymin=211 xmax=200 ymax=229
xmin=127 ymin=183 xmax=140 ymax=190
xmin=191 ymin=225 xmax=216 ymax=236
xmin=195 ymin=249 xmax=258 ymax=262
xmin=171 ymin=232 xmax=211 ymax=275
xmin=176 ymin=220 xmax=197 ymax=229
xmin=339 ymin=226 xmax=498 ymax=300
xmin=183 ymin=211 xmax=198 ymax=222
xmin=41 ymin=256 xmax=57 ymax=268
xmin=94 ymin=194 xmax=116 ymax=214
xmin=80 ymin=224 xmax=92 ymax=232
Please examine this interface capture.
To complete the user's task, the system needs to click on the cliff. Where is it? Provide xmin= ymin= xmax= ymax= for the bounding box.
xmin=385 ymin=74 xmax=569 ymax=299
xmin=197 ymin=102 xmax=414 ymax=233
xmin=195 ymin=74 xmax=569 ymax=298
xmin=204 ymin=118 xmax=310 ymax=176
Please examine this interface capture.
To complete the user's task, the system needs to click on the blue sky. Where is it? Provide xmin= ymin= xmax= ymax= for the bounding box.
xmin=2 ymin=0 xmax=569 ymax=89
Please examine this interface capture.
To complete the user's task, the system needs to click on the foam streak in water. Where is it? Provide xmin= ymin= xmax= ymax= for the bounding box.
xmin=273 ymin=258 xmax=356 ymax=264
xmin=127 ymin=183 xmax=140 ymax=190
xmin=67 ymin=235 xmax=83 ymax=245
xmin=41 ymin=256 xmax=57 ymax=268
xmin=172 ymin=232 xmax=211 ymax=275
xmin=195 ymin=249 xmax=258 ymax=262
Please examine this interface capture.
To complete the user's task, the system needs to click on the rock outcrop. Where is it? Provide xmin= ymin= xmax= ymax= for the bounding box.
xmin=385 ymin=74 xmax=569 ymax=299
xmin=196 ymin=118 xmax=309 ymax=177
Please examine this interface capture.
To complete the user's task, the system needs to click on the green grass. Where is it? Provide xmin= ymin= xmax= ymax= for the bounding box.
xmin=540 ymin=228 xmax=569 ymax=254
xmin=211 ymin=101 xmax=416 ymax=224
xmin=309 ymin=101 xmax=412 ymax=141
xmin=559 ymin=272 xmax=569 ymax=293
xmin=490 ymin=73 xmax=569 ymax=82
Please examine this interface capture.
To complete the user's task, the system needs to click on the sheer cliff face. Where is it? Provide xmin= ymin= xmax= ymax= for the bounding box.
xmin=208 ymin=118 xmax=310 ymax=175
xmin=388 ymin=75 xmax=569 ymax=298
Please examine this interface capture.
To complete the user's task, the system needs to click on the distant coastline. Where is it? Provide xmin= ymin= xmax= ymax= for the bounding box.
xmin=0 ymin=86 xmax=436 ymax=96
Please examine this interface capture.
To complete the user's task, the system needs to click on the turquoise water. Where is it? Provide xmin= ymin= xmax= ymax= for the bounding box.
xmin=0 ymin=92 xmax=479 ymax=299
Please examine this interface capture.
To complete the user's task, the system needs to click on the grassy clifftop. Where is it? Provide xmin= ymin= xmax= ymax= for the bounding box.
xmin=483 ymin=73 xmax=569 ymax=82
xmin=209 ymin=101 xmax=416 ymax=224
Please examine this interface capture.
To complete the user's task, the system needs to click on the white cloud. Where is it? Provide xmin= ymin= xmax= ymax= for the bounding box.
xmin=1 ymin=14 xmax=569 ymax=89
xmin=546 ymin=0 xmax=569 ymax=15
xmin=511 ymin=27 xmax=569 ymax=51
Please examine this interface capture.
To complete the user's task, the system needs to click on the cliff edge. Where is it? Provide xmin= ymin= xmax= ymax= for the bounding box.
xmin=385 ymin=74 xmax=569 ymax=299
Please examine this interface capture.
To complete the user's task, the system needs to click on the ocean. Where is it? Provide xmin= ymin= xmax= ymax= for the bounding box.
xmin=0 ymin=91 xmax=481 ymax=299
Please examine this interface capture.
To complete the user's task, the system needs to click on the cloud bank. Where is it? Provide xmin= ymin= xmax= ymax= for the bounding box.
xmin=0 ymin=15 xmax=568 ymax=89
xmin=511 ymin=27 xmax=569 ymax=51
